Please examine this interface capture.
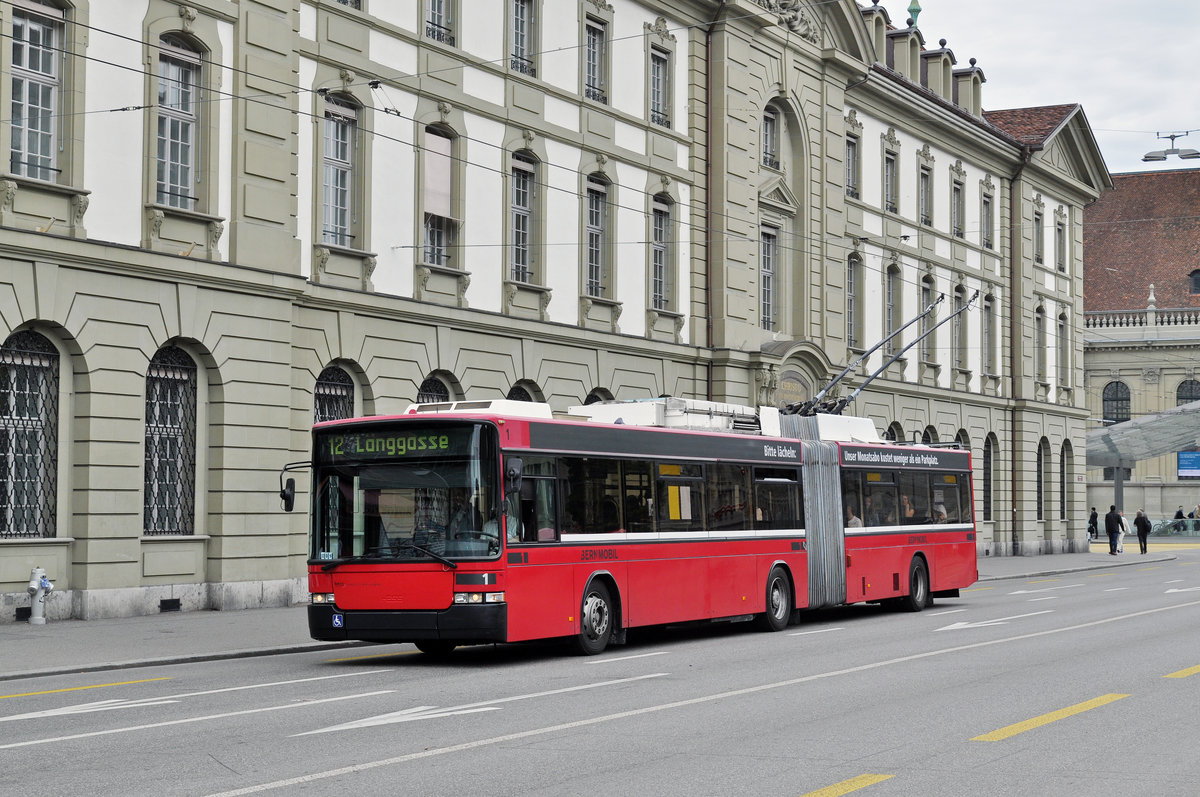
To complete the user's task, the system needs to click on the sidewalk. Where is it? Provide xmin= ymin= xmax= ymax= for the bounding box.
xmin=0 ymin=544 xmax=1187 ymax=683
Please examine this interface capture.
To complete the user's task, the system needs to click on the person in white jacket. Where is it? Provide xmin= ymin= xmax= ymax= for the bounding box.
xmin=1118 ymin=510 xmax=1130 ymax=553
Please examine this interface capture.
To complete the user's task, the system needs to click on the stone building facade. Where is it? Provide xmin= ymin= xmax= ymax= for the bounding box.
xmin=1083 ymin=169 xmax=1200 ymax=517
xmin=0 ymin=0 xmax=1108 ymax=621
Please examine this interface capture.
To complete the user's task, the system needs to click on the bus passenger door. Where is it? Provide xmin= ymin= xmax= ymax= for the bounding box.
xmin=801 ymin=441 xmax=846 ymax=609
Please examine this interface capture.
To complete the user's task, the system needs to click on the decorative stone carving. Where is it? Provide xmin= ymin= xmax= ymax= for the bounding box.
xmin=882 ymin=127 xmax=900 ymax=149
xmin=844 ymin=109 xmax=863 ymax=136
xmin=361 ymin=255 xmax=376 ymax=292
xmin=312 ymin=246 xmax=329 ymax=283
xmin=1033 ymin=193 xmax=1045 ymax=214
xmin=645 ymin=16 xmax=675 ymax=43
xmin=609 ymin=302 xmax=621 ymax=334
xmin=178 ymin=5 xmax=197 ymax=33
xmin=579 ymin=296 xmax=593 ymax=322
xmin=522 ymin=128 xmax=535 ymax=146
xmin=981 ymin=173 xmax=995 ymax=194
xmin=456 ymin=273 xmax=470 ymax=307
xmin=538 ymin=288 xmax=551 ymax=321
xmin=339 ymin=68 xmax=356 ymax=90
xmin=503 ymin=283 xmax=518 ymax=314
xmin=770 ymin=1 xmax=820 ymax=44
xmin=1143 ymin=369 xmax=1160 ymax=385
xmin=917 ymin=143 xmax=935 ymax=164
xmin=673 ymin=314 xmax=684 ymax=344
xmin=586 ymin=0 xmax=613 ymax=13
xmin=71 ymin=194 xmax=89 ymax=225
xmin=951 ymin=159 xmax=966 ymax=180
xmin=207 ymin=220 xmax=224 ymax=258
xmin=146 ymin=208 xmax=164 ymax=245
xmin=755 ymin=364 xmax=779 ymax=406
xmin=438 ymin=101 xmax=452 ymax=123
xmin=414 ymin=265 xmax=431 ymax=300
xmin=1 ymin=179 xmax=18 ymax=218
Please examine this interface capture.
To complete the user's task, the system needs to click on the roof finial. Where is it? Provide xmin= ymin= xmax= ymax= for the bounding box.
xmin=907 ymin=1 xmax=921 ymax=25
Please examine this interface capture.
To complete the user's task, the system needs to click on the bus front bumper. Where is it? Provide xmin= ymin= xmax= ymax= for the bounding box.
xmin=308 ymin=603 xmax=507 ymax=644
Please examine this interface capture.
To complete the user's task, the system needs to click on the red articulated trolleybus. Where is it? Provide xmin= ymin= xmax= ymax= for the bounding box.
xmin=279 ymin=397 xmax=977 ymax=656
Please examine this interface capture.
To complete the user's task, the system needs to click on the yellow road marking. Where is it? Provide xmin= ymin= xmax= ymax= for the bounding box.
xmin=1164 ymin=664 xmax=1200 ymax=679
xmin=972 ymin=694 xmax=1129 ymax=741
xmin=962 ymin=586 xmax=993 ymax=593
xmin=1025 ymin=579 xmax=1059 ymax=584
xmin=326 ymin=650 xmax=414 ymax=663
xmin=800 ymin=774 xmax=895 ymax=796
xmin=1087 ymin=573 xmax=1116 ymax=578
xmin=0 ymin=677 xmax=171 ymax=700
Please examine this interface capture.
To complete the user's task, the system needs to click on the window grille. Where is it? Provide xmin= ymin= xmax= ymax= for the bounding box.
xmin=982 ymin=436 xmax=994 ymax=521
xmin=144 ymin=346 xmax=197 ymax=536
xmin=1102 ymin=381 xmax=1130 ymax=424
xmin=418 ymin=377 xmax=450 ymax=403
xmin=0 ymin=331 xmax=59 ymax=538
xmin=315 ymin=367 xmax=354 ymax=423
xmin=511 ymin=0 xmax=536 ymax=76
xmin=426 ymin=0 xmax=455 ymax=46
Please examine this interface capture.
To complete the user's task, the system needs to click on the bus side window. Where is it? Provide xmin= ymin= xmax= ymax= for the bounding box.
xmin=708 ymin=463 xmax=750 ymax=531
xmin=753 ymin=467 xmax=800 ymax=530
xmin=622 ymin=460 xmax=654 ymax=533
xmin=517 ymin=457 xmax=558 ymax=542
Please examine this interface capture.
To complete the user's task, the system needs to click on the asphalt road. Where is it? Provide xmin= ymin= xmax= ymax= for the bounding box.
xmin=3 ymin=551 xmax=1199 ymax=797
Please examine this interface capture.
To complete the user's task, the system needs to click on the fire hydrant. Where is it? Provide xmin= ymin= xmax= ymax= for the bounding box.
xmin=27 ymin=566 xmax=53 ymax=626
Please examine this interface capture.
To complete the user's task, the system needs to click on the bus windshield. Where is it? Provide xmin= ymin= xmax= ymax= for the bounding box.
xmin=311 ymin=422 xmax=501 ymax=563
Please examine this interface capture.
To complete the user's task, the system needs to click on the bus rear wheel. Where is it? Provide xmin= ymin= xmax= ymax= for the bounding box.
xmin=415 ymin=640 xmax=457 ymax=657
xmin=574 ymin=581 xmax=614 ymax=655
xmin=758 ymin=566 xmax=792 ymax=631
xmin=901 ymin=558 xmax=930 ymax=612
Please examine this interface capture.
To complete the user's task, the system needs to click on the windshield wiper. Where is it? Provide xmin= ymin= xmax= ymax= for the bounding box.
xmin=403 ymin=542 xmax=458 ymax=569
xmin=319 ymin=547 xmax=395 ymax=572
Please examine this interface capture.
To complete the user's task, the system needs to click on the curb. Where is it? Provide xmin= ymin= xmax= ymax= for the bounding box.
xmin=978 ymin=553 xmax=1177 ymax=582
xmin=0 ymin=640 xmax=368 ymax=683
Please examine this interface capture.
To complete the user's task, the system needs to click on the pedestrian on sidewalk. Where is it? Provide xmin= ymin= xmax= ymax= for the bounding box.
xmin=1088 ymin=507 xmax=1098 ymax=541
xmin=1105 ymin=505 xmax=1121 ymax=555
xmin=1118 ymin=511 xmax=1129 ymax=553
xmin=1134 ymin=509 xmax=1152 ymax=554
xmin=1175 ymin=506 xmax=1186 ymax=533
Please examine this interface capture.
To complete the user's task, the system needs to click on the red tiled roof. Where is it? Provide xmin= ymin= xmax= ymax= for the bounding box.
xmin=984 ymin=104 xmax=1079 ymax=145
xmin=1083 ymin=169 xmax=1200 ymax=311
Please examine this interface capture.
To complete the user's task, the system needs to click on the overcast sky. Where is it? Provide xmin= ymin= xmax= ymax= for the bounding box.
xmin=909 ymin=1 xmax=1200 ymax=175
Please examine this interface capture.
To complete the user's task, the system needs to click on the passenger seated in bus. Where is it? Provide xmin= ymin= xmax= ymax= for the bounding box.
xmin=600 ymin=496 xmax=622 ymax=533
xmin=932 ymin=503 xmax=948 ymax=524
xmin=844 ymin=504 xmax=863 ymax=528
xmin=899 ymin=494 xmax=917 ymax=523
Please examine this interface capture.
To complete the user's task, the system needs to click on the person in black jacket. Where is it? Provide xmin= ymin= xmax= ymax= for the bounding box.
xmin=1134 ymin=509 xmax=1152 ymax=554
xmin=1088 ymin=507 xmax=1098 ymax=540
xmin=1104 ymin=505 xmax=1122 ymax=555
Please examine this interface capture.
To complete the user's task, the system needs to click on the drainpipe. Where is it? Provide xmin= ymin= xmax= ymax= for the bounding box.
xmin=1009 ymin=145 xmax=1033 ymax=554
xmin=703 ymin=2 xmax=728 ymax=401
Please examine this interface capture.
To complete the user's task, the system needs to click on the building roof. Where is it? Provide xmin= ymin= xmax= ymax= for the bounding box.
xmin=984 ymin=104 xmax=1080 ymax=145
xmin=1083 ymin=169 xmax=1200 ymax=311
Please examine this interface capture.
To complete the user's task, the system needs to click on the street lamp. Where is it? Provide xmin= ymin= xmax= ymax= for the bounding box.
xmin=1142 ymin=130 xmax=1200 ymax=162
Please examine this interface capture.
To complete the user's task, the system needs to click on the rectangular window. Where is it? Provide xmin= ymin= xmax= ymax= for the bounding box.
xmin=760 ymin=226 xmax=777 ymax=331
xmin=10 ymin=5 xmax=63 ymax=182
xmin=510 ymin=157 xmax=534 ymax=282
xmin=427 ymin=0 xmax=455 ymax=46
xmin=981 ymin=195 xmax=993 ymax=249
xmin=584 ymin=19 xmax=607 ymax=104
xmin=707 ymin=463 xmax=750 ymax=531
xmin=753 ymin=467 xmax=801 ymax=530
xmin=919 ymin=167 xmax=932 ymax=225
xmin=1057 ymin=315 xmax=1069 ymax=386
xmin=845 ymin=136 xmax=859 ymax=198
xmin=649 ymin=48 xmax=670 ymax=127
xmin=846 ymin=257 xmax=859 ymax=349
xmin=884 ymin=153 xmax=897 ymax=213
xmin=651 ymin=200 xmax=670 ymax=310
xmin=1035 ymin=311 xmax=1046 ymax=381
xmin=423 ymin=129 xmax=455 ymax=266
xmin=885 ymin=268 xmax=900 ymax=355
xmin=1033 ymin=211 xmax=1044 ymax=264
xmin=763 ymin=109 xmax=779 ymax=169
xmin=156 ymin=41 xmax=201 ymax=209
xmin=1055 ymin=220 xmax=1067 ymax=271
xmin=982 ymin=297 xmax=994 ymax=374
xmin=953 ymin=290 xmax=966 ymax=369
xmin=334 ymin=0 xmax=361 ymax=7
xmin=511 ymin=0 xmax=535 ymax=76
xmin=322 ymin=100 xmax=356 ymax=248
xmin=586 ymin=177 xmax=608 ymax=297
xmin=920 ymin=279 xmax=935 ymax=361
xmin=952 ymin=181 xmax=964 ymax=237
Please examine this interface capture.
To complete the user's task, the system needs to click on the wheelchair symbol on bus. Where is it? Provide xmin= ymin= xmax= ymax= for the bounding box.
xmin=332 ymin=614 xmax=343 ymax=628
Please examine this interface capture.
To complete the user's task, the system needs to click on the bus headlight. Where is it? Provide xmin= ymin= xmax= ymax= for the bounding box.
xmin=311 ymin=593 xmax=336 ymax=605
xmin=454 ymin=592 xmax=505 ymax=604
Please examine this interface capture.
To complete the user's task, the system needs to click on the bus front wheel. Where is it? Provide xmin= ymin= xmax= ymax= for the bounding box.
xmin=574 ymin=581 xmax=614 ymax=655
xmin=758 ymin=566 xmax=792 ymax=631
xmin=901 ymin=558 xmax=930 ymax=612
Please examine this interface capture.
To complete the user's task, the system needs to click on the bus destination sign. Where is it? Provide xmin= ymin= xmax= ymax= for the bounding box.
xmin=317 ymin=426 xmax=474 ymax=463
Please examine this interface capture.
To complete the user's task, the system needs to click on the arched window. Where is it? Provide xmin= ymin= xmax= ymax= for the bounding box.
xmin=1177 ymin=379 xmax=1200 ymax=406
xmin=983 ymin=433 xmax=997 ymax=521
xmin=314 ymin=366 xmax=354 ymax=423
xmin=506 ymin=384 xmax=533 ymax=402
xmin=144 ymin=346 xmax=197 ymax=535
xmin=762 ymin=106 xmax=779 ymax=169
xmin=884 ymin=422 xmax=904 ymax=442
xmin=955 ymin=429 xmax=970 ymax=450
xmin=1102 ymin=381 xmax=1130 ymax=424
xmin=417 ymin=376 xmax=451 ymax=403
xmin=0 ymin=330 xmax=59 ymax=538
xmin=1060 ymin=440 xmax=1073 ymax=520
xmin=584 ymin=388 xmax=613 ymax=405
xmin=1036 ymin=437 xmax=1050 ymax=521
xmin=921 ymin=426 xmax=938 ymax=445
xmin=1190 ymin=270 xmax=1200 ymax=295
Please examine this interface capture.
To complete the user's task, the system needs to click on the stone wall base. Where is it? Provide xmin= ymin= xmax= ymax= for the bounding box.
xmin=0 ymin=578 xmax=307 ymax=624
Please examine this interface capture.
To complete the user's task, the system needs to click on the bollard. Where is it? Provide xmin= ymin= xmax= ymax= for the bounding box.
xmin=26 ymin=566 xmax=54 ymax=626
